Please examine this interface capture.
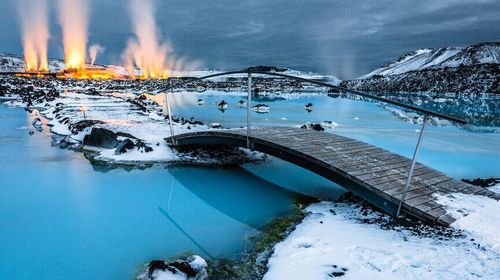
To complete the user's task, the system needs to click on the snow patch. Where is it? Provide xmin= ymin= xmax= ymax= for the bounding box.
xmin=435 ymin=193 xmax=500 ymax=251
xmin=264 ymin=201 xmax=500 ymax=280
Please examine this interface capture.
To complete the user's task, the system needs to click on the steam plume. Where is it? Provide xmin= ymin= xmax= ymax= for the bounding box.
xmin=57 ymin=0 xmax=89 ymax=69
xmin=89 ymin=44 xmax=105 ymax=65
xmin=123 ymin=0 xmax=181 ymax=78
xmin=15 ymin=0 xmax=49 ymax=71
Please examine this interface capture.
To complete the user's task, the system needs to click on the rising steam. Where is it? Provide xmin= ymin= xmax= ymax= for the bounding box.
xmin=89 ymin=44 xmax=105 ymax=65
xmin=57 ymin=0 xmax=89 ymax=69
xmin=123 ymin=0 xmax=198 ymax=79
xmin=15 ymin=0 xmax=49 ymax=71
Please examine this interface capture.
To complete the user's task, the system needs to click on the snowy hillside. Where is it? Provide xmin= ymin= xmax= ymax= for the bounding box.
xmin=360 ymin=47 xmax=462 ymax=78
xmin=438 ymin=42 xmax=500 ymax=68
xmin=0 ymin=53 xmax=65 ymax=72
xmin=360 ymin=42 xmax=499 ymax=79
xmin=343 ymin=42 xmax=499 ymax=94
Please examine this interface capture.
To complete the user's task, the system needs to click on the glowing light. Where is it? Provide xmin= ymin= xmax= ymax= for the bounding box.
xmin=57 ymin=0 xmax=88 ymax=70
xmin=67 ymin=52 xmax=85 ymax=69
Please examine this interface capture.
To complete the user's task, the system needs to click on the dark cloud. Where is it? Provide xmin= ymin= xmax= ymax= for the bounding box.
xmin=1 ymin=0 xmax=498 ymax=78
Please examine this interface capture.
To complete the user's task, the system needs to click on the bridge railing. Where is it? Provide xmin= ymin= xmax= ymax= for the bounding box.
xmin=159 ymin=69 xmax=467 ymax=219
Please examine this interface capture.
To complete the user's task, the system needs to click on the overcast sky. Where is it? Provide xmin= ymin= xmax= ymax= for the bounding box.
xmin=0 ymin=0 xmax=498 ymax=79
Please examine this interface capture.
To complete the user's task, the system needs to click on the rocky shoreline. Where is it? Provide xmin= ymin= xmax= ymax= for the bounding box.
xmin=1 ymin=76 xmax=272 ymax=167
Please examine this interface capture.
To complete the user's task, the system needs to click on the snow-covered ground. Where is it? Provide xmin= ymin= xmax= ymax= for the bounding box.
xmin=4 ymin=90 xmax=265 ymax=165
xmin=42 ymin=92 xmax=198 ymax=163
xmin=264 ymin=185 xmax=500 ymax=280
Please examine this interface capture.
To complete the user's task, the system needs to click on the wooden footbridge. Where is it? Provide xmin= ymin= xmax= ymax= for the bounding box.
xmin=157 ymin=69 xmax=499 ymax=226
xmin=169 ymin=127 xmax=498 ymax=226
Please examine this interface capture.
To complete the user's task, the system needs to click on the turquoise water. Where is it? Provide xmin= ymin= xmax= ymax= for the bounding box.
xmin=1 ymin=92 xmax=499 ymax=280
xmin=0 ymin=105 xmax=308 ymax=280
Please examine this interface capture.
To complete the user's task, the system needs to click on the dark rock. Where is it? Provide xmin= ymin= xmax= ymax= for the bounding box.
xmin=252 ymin=103 xmax=270 ymax=113
xmin=87 ymin=88 xmax=99 ymax=96
xmin=170 ymin=261 xmax=197 ymax=277
xmin=217 ymin=100 xmax=228 ymax=111
xmin=83 ymin=127 xmax=120 ymax=149
xmin=114 ymin=139 xmax=135 ymax=155
xmin=32 ymin=118 xmax=43 ymax=132
xmin=147 ymin=260 xmax=168 ymax=278
xmin=135 ymin=140 xmax=153 ymax=153
xmin=301 ymin=123 xmax=325 ymax=131
xmin=328 ymin=88 xmax=341 ymax=94
xmin=328 ymin=265 xmax=349 ymax=278
xmin=59 ymin=139 xmax=71 ymax=149
xmin=115 ymin=131 xmax=138 ymax=139
xmin=243 ymin=65 xmax=288 ymax=72
xmin=462 ymin=178 xmax=500 ymax=188
xmin=144 ymin=255 xmax=207 ymax=280
xmin=70 ymin=120 xmax=105 ymax=134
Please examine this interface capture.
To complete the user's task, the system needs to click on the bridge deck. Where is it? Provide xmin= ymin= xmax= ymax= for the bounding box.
xmin=170 ymin=127 xmax=499 ymax=226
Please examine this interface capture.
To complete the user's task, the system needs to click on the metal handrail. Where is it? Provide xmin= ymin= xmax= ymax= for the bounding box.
xmin=159 ymin=70 xmax=468 ymax=125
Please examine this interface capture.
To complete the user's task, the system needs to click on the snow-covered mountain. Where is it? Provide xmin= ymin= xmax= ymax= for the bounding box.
xmin=0 ymin=53 xmax=65 ymax=72
xmin=360 ymin=42 xmax=499 ymax=79
xmin=438 ymin=42 xmax=500 ymax=68
xmin=343 ymin=42 xmax=499 ymax=94
xmin=360 ymin=48 xmax=461 ymax=78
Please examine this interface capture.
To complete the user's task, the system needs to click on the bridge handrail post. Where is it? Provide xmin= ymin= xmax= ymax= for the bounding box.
xmin=164 ymin=92 xmax=176 ymax=145
xmin=396 ymin=115 xmax=429 ymax=218
xmin=247 ymin=72 xmax=253 ymax=149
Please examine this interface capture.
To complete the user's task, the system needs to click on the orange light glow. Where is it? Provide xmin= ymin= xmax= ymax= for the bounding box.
xmin=56 ymin=66 xmax=126 ymax=80
xmin=66 ymin=51 xmax=85 ymax=69
xmin=57 ymin=0 xmax=88 ymax=70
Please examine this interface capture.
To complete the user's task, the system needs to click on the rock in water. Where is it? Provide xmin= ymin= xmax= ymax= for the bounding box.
xmin=301 ymin=122 xmax=325 ymax=131
xmin=252 ymin=104 xmax=270 ymax=113
xmin=322 ymin=120 xmax=338 ymax=129
xmin=32 ymin=118 xmax=43 ymax=132
xmin=217 ymin=100 xmax=228 ymax=111
xmin=83 ymin=127 xmax=121 ymax=149
xmin=462 ymin=178 xmax=500 ymax=188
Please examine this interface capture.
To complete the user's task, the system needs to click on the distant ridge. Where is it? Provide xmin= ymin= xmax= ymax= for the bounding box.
xmin=342 ymin=42 xmax=499 ymax=94
xmin=360 ymin=42 xmax=499 ymax=79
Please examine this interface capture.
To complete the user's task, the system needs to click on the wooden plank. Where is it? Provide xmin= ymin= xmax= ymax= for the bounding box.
xmin=361 ymin=166 xmax=432 ymax=185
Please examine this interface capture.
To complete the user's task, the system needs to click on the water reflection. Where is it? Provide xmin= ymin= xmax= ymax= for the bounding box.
xmin=169 ymin=166 xmax=298 ymax=228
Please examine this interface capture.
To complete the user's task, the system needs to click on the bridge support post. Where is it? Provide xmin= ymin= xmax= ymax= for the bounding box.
xmin=164 ymin=92 xmax=176 ymax=145
xmin=247 ymin=72 xmax=253 ymax=149
xmin=397 ymin=115 xmax=429 ymax=218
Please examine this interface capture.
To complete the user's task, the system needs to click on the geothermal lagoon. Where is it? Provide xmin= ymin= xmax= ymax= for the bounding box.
xmin=1 ymin=88 xmax=499 ymax=279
